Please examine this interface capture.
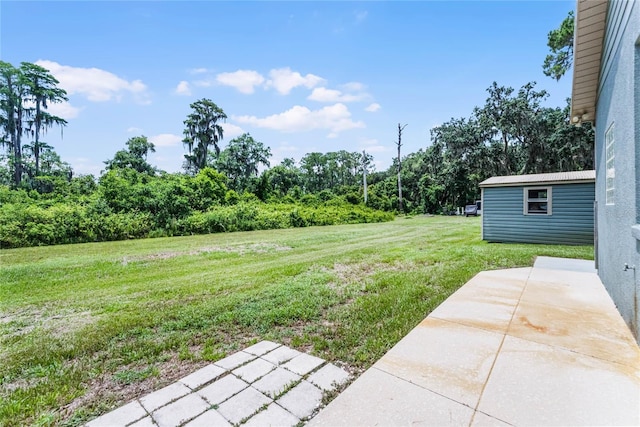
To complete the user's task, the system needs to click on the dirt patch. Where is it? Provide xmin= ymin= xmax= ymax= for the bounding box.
xmin=0 ymin=308 xmax=98 ymax=341
xmin=325 ymin=261 xmax=406 ymax=294
xmin=122 ymin=243 xmax=292 ymax=265
xmin=60 ymin=355 xmax=208 ymax=422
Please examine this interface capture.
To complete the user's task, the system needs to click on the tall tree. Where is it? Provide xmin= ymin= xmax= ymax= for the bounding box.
xmin=104 ymin=136 xmax=156 ymax=174
xmin=215 ymin=133 xmax=271 ymax=192
xmin=300 ymin=152 xmax=327 ymax=193
xmin=182 ymin=98 xmax=227 ymax=174
xmin=362 ymin=150 xmax=372 ymax=204
xmin=478 ymin=82 xmax=549 ymax=175
xmin=0 ymin=61 xmax=27 ymax=186
xmin=543 ymin=11 xmax=574 ymax=81
xmin=21 ymin=62 xmax=68 ymax=178
xmin=395 ymin=123 xmax=407 ymax=212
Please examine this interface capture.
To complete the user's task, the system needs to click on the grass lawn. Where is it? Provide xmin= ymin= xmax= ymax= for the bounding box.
xmin=0 ymin=215 xmax=593 ymax=426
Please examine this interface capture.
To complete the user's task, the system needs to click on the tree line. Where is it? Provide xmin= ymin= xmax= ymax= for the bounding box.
xmin=1 ymin=11 xmax=593 ymax=248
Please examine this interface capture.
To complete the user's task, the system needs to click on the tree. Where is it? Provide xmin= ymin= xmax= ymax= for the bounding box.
xmin=543 ymin=11 xmax=574 ymax=81
xmin=0 ymin=61 xmax=67 ymax=187
xmin=395 ymin=123 xmax=407 ymax=212
xmin=0 ymin=61 xmax=26 ymax=186
xmin=300 ymin=152 xmax=327 ymax=193
xmin=477 ymin=82 xmax=549 ymax=175
xmin=21 ymin=62 xmax=68 ymax=178
xmin=263 ymin=158 xmax=301 ymax=198
xmin=215 ymin=133 xmax=271 ymax=192
xmin=104 ymin=136 xmax=156 ymax=174
xmin=182 ymin=99 xmax=227 ymax=173
xmin=362 ymin=150 xmax=372 ymax=204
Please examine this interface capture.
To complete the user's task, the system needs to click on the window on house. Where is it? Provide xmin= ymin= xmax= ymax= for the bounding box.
xmin=605 ymin=123 xmax=615 ymax=205
xmin=524 ymin=187 xmax=552 ymax=215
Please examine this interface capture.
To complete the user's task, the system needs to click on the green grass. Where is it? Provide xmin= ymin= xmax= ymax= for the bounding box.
xmin=0 ymin=216 xmax=593 ymax=426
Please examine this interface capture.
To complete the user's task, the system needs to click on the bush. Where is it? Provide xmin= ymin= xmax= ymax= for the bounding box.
xmin=0 ymin=176 xmax=394 ymax=248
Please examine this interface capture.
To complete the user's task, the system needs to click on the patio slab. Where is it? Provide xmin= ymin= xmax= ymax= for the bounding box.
xmin=310 ymin=257 xmax=640 ymax=426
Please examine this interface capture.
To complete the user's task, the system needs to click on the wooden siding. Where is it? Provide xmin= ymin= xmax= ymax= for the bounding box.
xmin=482 ymin=183 xmax=595 ymax=245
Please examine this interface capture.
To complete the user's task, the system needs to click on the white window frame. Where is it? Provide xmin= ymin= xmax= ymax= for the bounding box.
xmin=605 ymin=122 xmax=615 ymax=205
xmin=523 ymin=186 xmax=552 ymax=216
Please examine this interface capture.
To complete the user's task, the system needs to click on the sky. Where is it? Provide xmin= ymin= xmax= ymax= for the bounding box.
xmin=1 ymin=1 xmax=574 ymax=177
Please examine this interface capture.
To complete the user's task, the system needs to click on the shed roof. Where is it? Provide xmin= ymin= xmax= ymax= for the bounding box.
xmin=570 ymin=0 xmax=608 ymax=125
xmin=479 ymin=170 xmax=595 ymax=187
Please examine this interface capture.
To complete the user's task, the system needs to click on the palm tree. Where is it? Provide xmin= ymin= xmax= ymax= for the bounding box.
xmin=182 ymin=99 xmax=227 ymax=173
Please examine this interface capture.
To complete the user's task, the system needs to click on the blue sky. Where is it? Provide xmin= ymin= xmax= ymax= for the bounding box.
xmin=1 ymin=1 xmax=574 ymax=176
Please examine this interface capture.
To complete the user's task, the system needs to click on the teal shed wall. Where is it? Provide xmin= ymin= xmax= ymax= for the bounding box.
xmin=482 ymin=183 xmax=594 ymax=245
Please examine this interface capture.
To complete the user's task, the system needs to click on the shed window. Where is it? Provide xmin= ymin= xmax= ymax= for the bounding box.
xmin=605 ymin=123 xmax=615 ymax=205
xmin=524 ymin=187 xmax=552 ymax=215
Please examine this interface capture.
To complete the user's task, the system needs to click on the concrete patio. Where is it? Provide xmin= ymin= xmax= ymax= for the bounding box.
xmin=310 ymin=256 xmax=640 ymax=426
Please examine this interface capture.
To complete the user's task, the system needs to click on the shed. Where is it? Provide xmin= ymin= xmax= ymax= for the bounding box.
xmin=479 ymin=171 xmax=595 ymax=245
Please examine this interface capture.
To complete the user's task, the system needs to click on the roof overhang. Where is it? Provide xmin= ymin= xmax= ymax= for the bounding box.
xmin=570 ymin=0 xmax=608 ymax=126
xmin=479 ymin=170 xmax=596 ymax=188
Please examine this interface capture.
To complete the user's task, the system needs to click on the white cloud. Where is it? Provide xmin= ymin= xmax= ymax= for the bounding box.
xmin=216 ymin=70 xmax=265 ymax=94
xmin=266 ymin=68 xmax=325 ymax=95
xmin=355 ymin=10 xmax=368 ymax=23
xmin=150 ymin=154 xmax=183 ymax=174
xmin=221 ymin=122 xmax=245 ymax=139
xmin=308 ymin=87 xmax=367 ymax=103
xmin=175 ymin=80 xmax=191 ymax=96
xmin=342 ymin=82 xmax=366 ymax=92
xmin=234 ymin=103 xmax=365 ymax=135
xmin=359 ymin=137 xmax=388 ymax=153
xmin=36 ymin=60 xmax=150 ymax=104
xmin=270 ymin=142 xmax=299 ymax=166
xmin=189 ymin=68 xmax=209 ymax=74
xmin=365 ymin=103 xmax=381 ymax=112
xmin=68 ymin=157 xmax=103 ymax=177
xmin=45 ymin=100 xmax=81 ymax=120
xmin=127 ymin=127 xmax=143 ymax=133
xmin=193 ymin=79 xmax=214 ymax=88
xmin=149 ymin=133 xmax=182 ymax=147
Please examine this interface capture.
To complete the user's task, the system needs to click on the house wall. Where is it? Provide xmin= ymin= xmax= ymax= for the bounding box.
xmin=481 ymin=183 xmax=594 ymax=245
xmin=595 ymin=0 xmax=640 ymax=342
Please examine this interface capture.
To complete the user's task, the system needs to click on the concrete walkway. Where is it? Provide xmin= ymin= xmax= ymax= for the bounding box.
xmin=310 ymin=257 xmax=640 ymax=426
xmin=86 ymin=342 xmax=350 ymax=426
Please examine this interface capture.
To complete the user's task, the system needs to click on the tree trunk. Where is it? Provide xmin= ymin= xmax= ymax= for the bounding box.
xmin=396 ymin=123 xmax=407 ymax=212
xmin=362 ymin=150 xmax=368 ymax=204
xmin=35 ymin=100 xmax=41 ymax=176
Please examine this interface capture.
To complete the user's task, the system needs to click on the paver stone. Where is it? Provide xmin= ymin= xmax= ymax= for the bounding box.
xmin=232 ymin=358 xmax=275 ymax=383
xmin=244 ymin=403 xmax=299 ymax=427
xmin=129 ymin=416 xmax=156 ymax=427
xmin=282 ymin=353 xmax=324 ymax=376
xmin=179 ymin=364 xmax=226 ymax=390
xmin=214 ymin=351 xmax=256 ymax=370
xmin=261 ymin=346 xmax=301 ymax=365
xmin=244 ymin=340 xmax=280 ymax=356
xmin=85 ymin=401 xmax=147 ymax=427
xmin=276 ymin=380 xmax=323 ymax=420
xmin=140 ymin=382 xmax=191 ymax=412
xmin=216 ymin=387 xmax=272 ymax=425
xmin=252 ymin=368 xmax=301 ymax=398
xmin=308 ymin=363 xmax=349 ymax=391
xmin=152 ymin=393 xmax=210 ymax=427
xmin=183 ymin=409 xmax=231 ymax=427
xmin=198 ymin=374 xmax=248 ymax=405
